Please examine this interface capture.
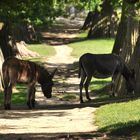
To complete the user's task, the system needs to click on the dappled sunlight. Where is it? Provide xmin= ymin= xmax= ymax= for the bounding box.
xmin=0 ymin=14 xmax=129 ymax=139
xmin=40 ymin=17 xmax=86 ymax=45
xmin=99 ymin=120 xmax=140 ymax=136
xmin=0 ymin=107 xmax=96 ymax=134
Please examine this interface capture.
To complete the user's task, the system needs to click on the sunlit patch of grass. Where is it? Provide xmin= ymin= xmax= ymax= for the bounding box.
xmin=69 ymin=39 xmax=114 ymax=58
xmin=23 ymin=43 xmax=56 ymax=63
xmin=95 ymin=99 xmax=140 ymax=136
xmin=28 ymin=43 xmax=55 ymax=57
xmin=90 ymin=78 xmax=111 ymax=91
xmin=76 ymin=77 xmax=111 ymax=103
xmin=61 ymin=94 xmax=77 ymax=101
xmin=25 ymin=57 xmax=43 ymax=63
xmin=78 ymin=30 xmax=89 ymax=38
xmin=58 ymin=93 xmax=78 ymax=101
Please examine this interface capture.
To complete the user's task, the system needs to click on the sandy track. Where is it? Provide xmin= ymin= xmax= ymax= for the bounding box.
xmin=0 ymin=34 xmax=97 ymax=139
xmin=0 ymin=107 xmax=97 ymax=134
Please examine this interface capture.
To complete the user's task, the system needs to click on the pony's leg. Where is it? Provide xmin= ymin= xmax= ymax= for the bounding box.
xmin=31 ymin=87 xmax=36 ymax=108
xmin=4 ymin=87 xmax=8 ymax=109
xmin=27 ymin=84 xmax=35 ymax=109
xmin=4 ymin=85 xmax=12 ymax=110
xmin=79 ymin=72 xmax=86 ymax=103
xmin=111 ymin=77 xmax=115 ymax=97
xmin=111 ymin=73 xmax=118 ymax=97
xmin=84 ymin=76 xmax=92 ymax=101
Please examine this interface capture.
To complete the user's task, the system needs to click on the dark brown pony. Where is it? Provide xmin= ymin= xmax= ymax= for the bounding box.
xmin=2 ymin=57 xmax=57 ymax=110
xmin=79 ymin=53 xmax=136 ymax=103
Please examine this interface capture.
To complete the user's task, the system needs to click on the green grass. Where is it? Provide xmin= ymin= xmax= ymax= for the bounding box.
xmin=95 ymin=99 xmax=140 ymax=136
xmin=90 ymin=78 xmax=111 ymax=92
xmin=89 ymin=78 xmax=111 ymax=100
xmin=59 ymin=93 xmax=78 ymax=101
xmin=28 ymin=43 xmax=55 ymax=57
xmin=68 ymin=39 xmax=114 ymax=58
xmin=0 ymin=84 xmax=27 ymax=106
xmin=78 ymin=30 xmax=89 ymax=38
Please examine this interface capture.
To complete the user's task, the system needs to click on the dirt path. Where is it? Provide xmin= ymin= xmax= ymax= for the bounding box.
xmin=35 ymin=44 xmax=98 ymax=133
xmin=0 ymin=43 xmax=97 ymax=140
xmin=0 ymin=18 xmax=99 ymax=139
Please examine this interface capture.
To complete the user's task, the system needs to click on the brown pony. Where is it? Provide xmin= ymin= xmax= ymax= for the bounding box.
xmin=2 ymin=57 xmax=57 ymax=110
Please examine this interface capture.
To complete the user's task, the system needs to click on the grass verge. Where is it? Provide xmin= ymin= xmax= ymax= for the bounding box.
xmin=95 ymin=99 xmax=140 ymax=137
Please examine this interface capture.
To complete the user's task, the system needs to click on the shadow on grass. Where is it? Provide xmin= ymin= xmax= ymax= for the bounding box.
xmin=98 ymin=120 xmax=140 ymax=137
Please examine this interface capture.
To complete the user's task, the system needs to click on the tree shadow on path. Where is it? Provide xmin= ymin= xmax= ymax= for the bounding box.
xmin=40 ymin=17 xmax=87 ymax=45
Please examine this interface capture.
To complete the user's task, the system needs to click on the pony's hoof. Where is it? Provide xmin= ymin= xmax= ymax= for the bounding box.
xmin=31 ymin=100 xmax=36 ymax=108
xmin=80 ymin=100 xmax=84 ymax=104
xmin=88 ymin=98 xmax=91 ymax=101
xmin=27 ymin=102 xmax=32 ymax=109
xmin=4 ymin=104 xmax=11 ymax=110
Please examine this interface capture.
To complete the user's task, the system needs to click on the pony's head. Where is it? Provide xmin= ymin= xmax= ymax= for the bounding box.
xmin=39 ymin=68 xmax=57 ymax=98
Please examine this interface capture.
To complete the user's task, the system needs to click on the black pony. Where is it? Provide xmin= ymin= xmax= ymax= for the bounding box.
xmin=79 ymin=53 xmax=135 ymax=103
xmin=2 ymin=57 xmax=57 ymax=110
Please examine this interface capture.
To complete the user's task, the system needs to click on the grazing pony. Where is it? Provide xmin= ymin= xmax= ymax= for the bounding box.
xmin=79 ymin=53 xmax=135 ymax=103
xmin=2 ymin=57 xmax=57 ymax=110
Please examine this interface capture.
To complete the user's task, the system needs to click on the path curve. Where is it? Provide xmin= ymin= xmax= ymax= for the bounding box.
xmin=39 ymin=44 xmax=97 ymax=133
xmin=47 ymin=45 xmax=76 ymax=64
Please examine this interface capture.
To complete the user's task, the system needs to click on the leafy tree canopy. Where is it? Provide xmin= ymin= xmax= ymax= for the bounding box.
xmin=0 ymin=0 xmax=123 ymax=25
xmin=0 ymin=0 xmax=61 ymax=25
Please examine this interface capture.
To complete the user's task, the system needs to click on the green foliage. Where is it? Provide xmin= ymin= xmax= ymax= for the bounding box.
xmin=0 ymin=0 xmax=62 ymax=25
xmin=0 ymin=0 xmax=122 ymax=25
xmin=96 ymin=99 xmax=140 ymax=135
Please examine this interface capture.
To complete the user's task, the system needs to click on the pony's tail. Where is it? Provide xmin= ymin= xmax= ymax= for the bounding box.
xmin=0 ymin=50 xmax=5 ymax=90
xmin=78 ymin=58 xmax=82 ymax=78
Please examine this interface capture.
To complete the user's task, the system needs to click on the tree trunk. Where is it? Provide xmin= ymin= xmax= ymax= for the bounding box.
xmin=112 ymin=1 xmax=140 ymax=96
xmin=0 ymin=22 xmax=17 ymax=91
xmin=112 ymin=1 xmax=128 ymax=55
xmin=81 ymin=0 xmax=118 ymax=38
xmin=0 ymin=22 xmax=14 ymax=59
